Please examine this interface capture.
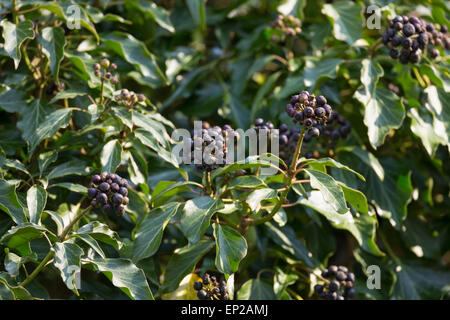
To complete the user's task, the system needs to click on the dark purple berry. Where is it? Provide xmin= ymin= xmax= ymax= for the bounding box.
xmin=403 ymin=23 xmax=415 ymax=37
xmin=329 ymin=280 xmax=340 ymax=292
xmin=99 ymin=182 xmax=110 ymax=192
xmin=197 ymin=290 xmax=208 ymax=300
xmin=194 ymin=281 xmax=202 ymax=291
xmin=316 ymin=96 xmax=327 ymax=106
xmin=96 ymin=192 xmax=108 ymax=204
xmin=87 ymin=188 xmax=97 ymax=198
xmin=304 ymin=107 xmax=314 ymax=118
xmin=303 ymin=118 xmax=313 ymax=127
xmin=102 ymin=204 xmax=112 ymax=212
xmin=308 ymin=127 xmax=320 ymax=137
xmin=112 ymin=193 xmax=123 ymax=205
xmin=315 ymin=107 xmax=325 ymax=117
xmin=92 ymin=175 xmax=102 ymax=185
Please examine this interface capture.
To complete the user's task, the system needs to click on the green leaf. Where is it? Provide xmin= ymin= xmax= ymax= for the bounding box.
xmin=72 ymin=234 xmax=105 ymax=259
xmin=103 ymin=32 xmax=167 ymax=87
xmin=150 ymin=181 xmax=200 ymax=207
xmin=132 ymin=111 xmax=171 ymax=147
xmin=322 ymin=1 xmax=363 ymax=45
xmin=246 ymin=188 xmax=278 ymax=212
xmin=409 ymin=107 xmax=446 ymax=157
xmin=39 ymin=0 xmax=99 ymax=43
xmin=77 ymin=222 xmax=121 ymax=249
xmin=277 ymin=0 xmax=306 ymax=19
xmin=298 ymin=191 xmax=382 ymax=256
xmin=0 ymin=276 xmax=33 ymax=300
xmin=211 ymin=155 xmax=279 ymax=179
xmin=132 ymin=202 xmax=181 ymax=262
xmin=354 ymin=87 xmax=405 ymax=149
xmin=228 ymin=176 xmax=266 ymax=190
xmin=49 ymin=183 xmax=87 ymax=194
xmin=127 ymin=149 xmax=148 ymax=186
xmin=37 ymin=27 xmax=66 ymax=83
xmin=4 ymin=251 xmax=36 ymax=277
xmin=125 ymin=0 xmax=174 ymax=33
xmin=0 ymin=223 xmax=46 ymax=256
xmin=17 ymin=99 xmax=51 ymax=146
xmin=0 ymin=87 xmax=27 ymax=113
xmin=186 ymin=0 xmax=206 ymax=31
xmin=237 ymin=279 xmax=275 ymax=300
xmin=162 ymin=240 xmax=214 ymax=293
xmin=134 ymin=129 xmax=179 ymax=168
xmin=0 ymin=20 xmax=35 ymax=69
xmin=85 ymin=258 xmax=154 ymax=300
xmin=213 ymin=224 xmax=247 ymax=275
xmin=359 ymin=59 xmax=384 ymax=98
xmin=29 ymin=108 xmax=73 ymax=154
xmin=265 ymin=222 xmax=316 ymax=268
xmin=26 ymin=185 xmax=47 ymax=224
xmin=49 ymin=89 xmax=85 ymax=104
xmin=306 ymin=157 xmax=365 ymax=181
xmin=38 ymin=151 xmax=58 ymax=174
xmin=180 ymin=197 xmax=224 ymax=244
xmin=304 ymin=58 xmax=343 ymax=88
xmin=392 ymin=261 xmax=450 ymax=300
xmin=424 ymin=86 xmax=450 ymax=152
xmin=47 ymin=160 xmax=90 ymax=180
xmin=339 ymin=146 xmax=384 ymax=180
xmin=304 ymin=169 xmax=348 ymax=214
xmin=53 ymin=242 xmax=83 ymax=293
xmin=305 ymin=222 xmax=335 ymax=265
xmin=337 ymin=182 xmax=368 ymax=215
xmin=0 ymin=180 xmax=26 ymax=224
xmin=273 ymin=267 xmax=299 ymax=299
xmin=100 ymin=140 xmax=122 ymax=174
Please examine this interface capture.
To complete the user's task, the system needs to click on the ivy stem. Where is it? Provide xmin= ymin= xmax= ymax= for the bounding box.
xmin=12 ymin=0 xmax=18 ymax=24
xmin=205 ymin=171 xmax=213 ymax=196
xmin=251 ymin=126 xmax=306 ymax=226
xmin=19 ymin=250 xmax=54 ymax=287
xmin=58 ymin=206 xmax=92 ymax=242
xmin=412 ymin=66 xmax=426 ymax=88
xmin=100 ymin=78 xmax=105 ymax=105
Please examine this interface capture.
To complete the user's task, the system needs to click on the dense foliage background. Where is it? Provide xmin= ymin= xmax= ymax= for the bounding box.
xmin=0 ymin=0 xmax=449 ymax=300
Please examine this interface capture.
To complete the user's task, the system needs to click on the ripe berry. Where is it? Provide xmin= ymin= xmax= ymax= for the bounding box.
xmin=314 ymin=284 xmax=323 ymax=294
xmin=112 ymin=193 xmax=124 ymax=205
xmin=347 ymin=272 xmax=355 ymax=282
xmin=315 ymin=107 xmax=325 ymax=118
xmin=87 ymin=188 xmax=97 ymax=198
xmin=102 ymin=204 xmax=112 ymax=212
xmin=194 ymin=281 xmax=203 ymax=291
xmin=328 ymin=265 xmax=338 ymax=275
xmin=93 ymin=63 xmax=101 ymax=71
xmin=336 ymin=271 xmax=347 ymax=281
xmin=309 ymin=127 xmax=320 ymax=137
xmin=294 ymin=111 xmax=304 ymax=121
xmin=99 ymin=182 xmax=110 ymax=192
xmin=110 ymin=183 xmax=120 ymax=193
xmin=329 ymin=280 xmax=340 ymax=292
xmin=401 ymin=37 xmax=412 ymax=48
xmin=390 ymin=48 xmax=400 ymax=59
xmin=122 ymin=196 xmax=129 ymax=205
xmin=316 ymin=95 xmax=327 ymax=106
xmin=303 ymin=118 xmax=313 ymax=128
xmin=403 ymin=23 xmax=415 ymax=37
xmin=116 ymin=204 xmax=125 ymax=216
xmin=304 ymin=107 xmax=314 ymax=118
xmin=346 ymin=288 xmax=356 ymax=299
xmin=197 ymin=290 xmax=208 ymax=300
xmin=254 ymin=118 xmax=264 ymax=126
xmin=96 ymin=193 xmax=108 ymax=204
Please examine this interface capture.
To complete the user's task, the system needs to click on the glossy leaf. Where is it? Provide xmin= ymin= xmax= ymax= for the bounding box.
xmin=213 ymin=224 xmax=248 ymax=275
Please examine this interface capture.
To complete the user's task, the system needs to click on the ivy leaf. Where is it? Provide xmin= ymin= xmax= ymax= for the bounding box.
xmin=229 ymin=176 xmax=266 ymax=189
xmin=0 ymin=180 xmax=26 ymax=224
xmin=0 ymin=87 xmax=27 ymax=113
xmin=265 ymin=222 xmax=316 ymax=268
xmin=125 ymin=0 xmax=175 ymax=33
xmin=132 ymin=202 xmax=181 ymax=262
xmin=47 ymin=160 xmax=90 ymax=180
xmin=53 ymin=242 xmax=83 ymax=293
xmin=37 ymin=27 xmax=66 ymax=83
xmin=408 ymin=107 xmax=445 ymax=157
xmin=26 ymin=185 xmax=47 ymax=224
xmin=306 ymin=157 xmax=365 ymax=181
xmin=39 ymin=0 xmax=99 ymax=43
xmin=49 ymin=183 xmax=87 ymax=194
xmin=246 ymin=188 xmax=278 ymax=212
xmin=103 ymin=32 xmax=167 ymax=87
xmin=4 ymin=251 xmax=36 ymax=277
xmin=0 ymin=223 xmax=47 ymax=256
xmin=29 ymin=108 xmax=73 ymax=154
xmin=0 ymin=20 xmax=35 ymax=69
xmin=277 ymin=0 xmax=307 ymax=19
xmin=322 ymin=1 xmax=363 ymax=45
xmin=298 ymin=191 xmax=382 ymax=256
xmin=161 ymin=240 xmax=214 ymax=293
xmin=337 ymin=182 xmax=368 ymax=215
xmin=77 ymin=221 xmax=122 ymax=249
xmin=354 ymin=87 xmax=405 ymax=149
xmin=304 ymin=169 xmax=348 ymax=214
xmin=304 ymin=58 xmax=343 ymax=88
xmin=180 ymin=197 xmax=224 ymax=244
xmin=85 ymin=258 xmax=154 ymax=300
xmin=237 ymin=279 xmax=275 ymax=300
xmin=424 ymin=86 xmax=450 ymax=152
xmin=213 ymin=224 xmax=248 ymax=275
xmin=100 ymin=140 xmax=122 ymax=174
xmin=17 ymin=100 xmax=51 ymax=146
xmin=392 ymin=261 xmax=450 ymax=300
xmin=72 ymin=234 xmax=105 ymax=259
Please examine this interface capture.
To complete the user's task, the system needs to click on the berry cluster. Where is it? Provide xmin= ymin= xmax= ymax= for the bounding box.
xmin=87 ymin=173 xmax=130 ymax=216
xmin=314 ymin=265 xmax=356 ymax=300
xmin=93 ymin=58 xmax=119 ymax=84
xmin=194 ymin=273 xmax=229 ymax=300
xmin=190 ymin=122 xmax=238 ymax=172
xmin=285 ymin=91 xmax=333 ymax=137
xmin=114 ymin=88 xmax=146 ymax=110
xmin=383 ymin=16 xmax=449 ymax=64
xmin=270 ymin=14 xmax=302 ymax=38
